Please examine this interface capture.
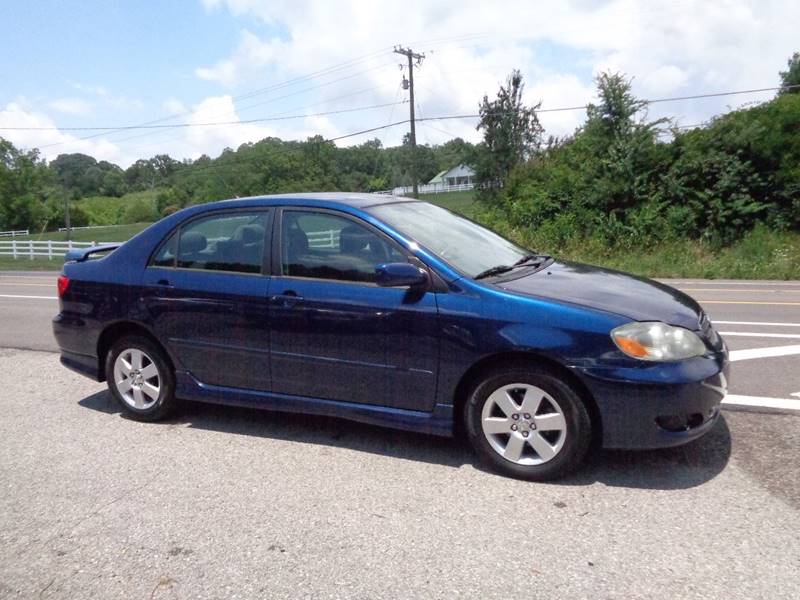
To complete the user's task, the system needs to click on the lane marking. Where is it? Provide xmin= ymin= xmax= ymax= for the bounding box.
xmin=664 ymin=280 xmax=800 ymax=286
xmin=680 ymin=288 xmax=800 ymax=293
xmin=0 ymin=282 xmax=54 ymax=287
xmin=697 ymin=300 xmax=800 ymax=305
xmin=720 ymin=331 xmax=800 ymax=339
xmin=723 ymin=395 xmax=800 ymax=411
xmin=729 ymin=344 xmax=800 ymax=362
xmin=713 ymin=320 xmax=800 ymax=327
xmin=792 ymin=392 xmax=800 ymax=398
xmin=0 ymin=294 xmax=57 ymax=300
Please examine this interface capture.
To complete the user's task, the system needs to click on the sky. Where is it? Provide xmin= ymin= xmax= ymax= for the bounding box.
xmin=0 ymin=0 xmax=798 ymax=168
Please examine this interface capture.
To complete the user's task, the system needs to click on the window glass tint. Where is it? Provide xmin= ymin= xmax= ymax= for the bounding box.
xmin=177 ymin=211 xmax=268 ymax=274
xmin=281 ymin=211 xmax=406 ymax=282
xmin=151 ymin=232 xmax=177 ymax=267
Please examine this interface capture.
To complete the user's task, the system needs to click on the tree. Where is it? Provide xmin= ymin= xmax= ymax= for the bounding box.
xmin=779 ymin=51 xmax=800 ymax=94
xmin=475 ymin=70 xmax=543 ymax=198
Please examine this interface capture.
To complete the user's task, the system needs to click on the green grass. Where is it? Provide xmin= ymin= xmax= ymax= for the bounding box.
xmin=12 ymin=222 xmax=152 ymax=243
xmin=0 ymin=255 xmax=66 ymax=271
xmin=420 ymin=190 xmax=476 ymax=214
xmin=493 ymin=223 xmax=800 ymax=280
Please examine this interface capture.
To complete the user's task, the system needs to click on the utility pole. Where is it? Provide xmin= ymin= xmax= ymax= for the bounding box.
xmin=63 ymin=196 xmax=71 ymax=241
xmin=394 ymin=45 xmax=425 ymax=198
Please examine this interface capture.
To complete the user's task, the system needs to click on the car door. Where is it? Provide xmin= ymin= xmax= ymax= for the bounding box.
xmin=142 ymin=209 xmax=273 ymax=392
xmin=267 ymin=207 xmax=439 ymax=412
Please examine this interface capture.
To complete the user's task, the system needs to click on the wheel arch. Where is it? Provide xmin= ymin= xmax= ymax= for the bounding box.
xmin=452 ymin=350 xmax=602 ymax=444
xmin=96 ymin=320 xmax=175 ymax=382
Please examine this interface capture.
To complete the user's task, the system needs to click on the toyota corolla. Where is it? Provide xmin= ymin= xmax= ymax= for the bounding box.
xmin=53 ymin=193 xmax=729 ymax=480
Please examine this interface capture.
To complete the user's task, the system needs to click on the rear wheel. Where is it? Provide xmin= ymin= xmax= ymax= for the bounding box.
xmin=105 ymin=335 xmax=176 ymax=421
xmin=466 ymin=366 xmax=591 ymax=481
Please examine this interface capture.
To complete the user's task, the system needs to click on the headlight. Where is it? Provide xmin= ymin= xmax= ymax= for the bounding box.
xmin=611 ymin=321 xmax=707 ymax=361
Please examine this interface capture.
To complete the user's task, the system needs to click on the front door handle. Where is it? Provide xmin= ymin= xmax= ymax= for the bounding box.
xmin=270 ymin=291 xmax=303 ymax=307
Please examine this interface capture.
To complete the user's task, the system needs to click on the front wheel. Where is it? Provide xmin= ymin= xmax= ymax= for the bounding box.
xmin=105 ymin=335 xmax=177 ymax=422
xmin=466 ymin=367 xmax=592 ymax=481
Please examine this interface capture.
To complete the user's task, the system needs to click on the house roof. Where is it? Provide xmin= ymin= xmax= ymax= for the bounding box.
xmin=428 ymin=170 xmax=448 ymax=184
xmin=442 ymin=164 xmax=475 ymax=178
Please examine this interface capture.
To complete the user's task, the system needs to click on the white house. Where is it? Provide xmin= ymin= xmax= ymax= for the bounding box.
xmin=430 ymin=164 xmax=475 ymax=186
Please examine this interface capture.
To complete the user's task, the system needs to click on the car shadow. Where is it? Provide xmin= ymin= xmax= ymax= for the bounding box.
xmin=78 ymin=391 xmax=732 ymax=490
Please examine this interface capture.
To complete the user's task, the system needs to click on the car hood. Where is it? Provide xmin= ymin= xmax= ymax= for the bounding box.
xmin=495 ymin=260 xmax=704 ymax=330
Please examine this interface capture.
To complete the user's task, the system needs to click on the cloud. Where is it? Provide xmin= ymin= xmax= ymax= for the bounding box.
xmin=0 ymin=99 xmax=123 ymax=164
xmin=195 ymin=30 xmax=283 ymax=86
xmin=48 ymin=97 xmax=94 ymax=116
xmin=194 ymin=0 xmax=800 ymax=148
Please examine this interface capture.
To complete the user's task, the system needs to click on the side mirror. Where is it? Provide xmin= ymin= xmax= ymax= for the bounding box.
xmin=375 ymin=262 xmax=429 ymax=288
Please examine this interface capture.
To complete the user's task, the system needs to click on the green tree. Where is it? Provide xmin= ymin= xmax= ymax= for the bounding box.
xmin=475 ymin=70 xmax=543 ymax=198
xmin=779 ymin=51 xmax=800 ymax=94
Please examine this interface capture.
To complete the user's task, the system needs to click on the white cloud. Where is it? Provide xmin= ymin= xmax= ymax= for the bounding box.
xmin=194 ymin=0 xmax=800 ymax=148
xmin=48 ymin=97 xmax=93 ymax=116
xmin=8 ymin=0 xmax=799 ymax=168
xmin=0 ymin=100 xmax=123 ymax=164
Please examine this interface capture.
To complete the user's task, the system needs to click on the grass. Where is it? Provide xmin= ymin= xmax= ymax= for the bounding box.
xmin=495 ymin=224 xmax=800 ymax=280
xmin=420 ymin=190 xmax=476 ymax=214
xmin=11 ymin=222 xmax=152 ymax=243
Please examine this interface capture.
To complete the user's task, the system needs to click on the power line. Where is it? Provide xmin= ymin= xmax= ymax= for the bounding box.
xmin=1 ymin=100 xmax=407 ymax=131
xmin=9 ymin=83 xmax=797 ymax=134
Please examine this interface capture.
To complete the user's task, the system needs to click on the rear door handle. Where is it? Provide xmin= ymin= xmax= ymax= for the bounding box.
xmin=270 ymin=291 xmax=303 ymax=307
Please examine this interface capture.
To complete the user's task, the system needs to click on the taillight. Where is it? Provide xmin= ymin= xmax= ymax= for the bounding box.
xmin=57 ymin=275 xmax=70 ymax=298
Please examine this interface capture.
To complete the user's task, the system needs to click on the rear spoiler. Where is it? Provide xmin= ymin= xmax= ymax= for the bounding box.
xmin=64 ymin=244 xmax=122 ymax=263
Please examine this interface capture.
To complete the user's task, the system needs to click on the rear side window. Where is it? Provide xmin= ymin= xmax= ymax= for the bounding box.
xmin=151 ymin=211 xmax=269 ymax=274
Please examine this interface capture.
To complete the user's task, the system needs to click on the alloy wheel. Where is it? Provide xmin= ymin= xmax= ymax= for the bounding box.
xmin=480 ymin=383 xmax=567 ymax=465
xmin=113 ymin=348 xmax=161 ymax=410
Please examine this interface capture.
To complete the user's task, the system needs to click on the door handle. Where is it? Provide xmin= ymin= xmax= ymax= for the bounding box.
xmin=270 ymin=291 xmax=303 ymax=307
xmin=153 ymin=279 xmax=173 ymax=296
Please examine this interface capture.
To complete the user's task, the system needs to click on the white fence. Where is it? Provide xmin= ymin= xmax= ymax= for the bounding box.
xmin=0 ymin=229 xmax=29 ymax=238
xmin=376 ymin=182 xmax=476 ymax=196
xmin=307 ymin=229 xmax=340 ymax=249
xmin=0 ymin=239 xmax=121 ymax=260
xmin=58 ymin=225 xmax=113 ymax=232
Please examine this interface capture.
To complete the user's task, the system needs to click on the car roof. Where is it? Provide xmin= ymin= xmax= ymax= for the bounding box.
xmin=204 ymin=192 xmax=419 ymax=211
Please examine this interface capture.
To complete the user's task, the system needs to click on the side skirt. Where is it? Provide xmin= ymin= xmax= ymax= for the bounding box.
xmin=174 ymin=371 xmax=454 ymax=437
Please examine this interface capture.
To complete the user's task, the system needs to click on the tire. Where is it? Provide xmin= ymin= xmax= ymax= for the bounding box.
xmin=105 ymin=334 xmax=177 ymax=422
xmin=465 ymin=366 xmax=592 ymax=481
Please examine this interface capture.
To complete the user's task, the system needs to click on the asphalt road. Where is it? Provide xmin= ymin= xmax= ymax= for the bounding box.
xmin=1 ymin=271 xmax=799 ymax=598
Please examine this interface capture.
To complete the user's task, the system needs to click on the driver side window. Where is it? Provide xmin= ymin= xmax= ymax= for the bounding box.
xmin=281 ymin=211 xmax=406 ymax=283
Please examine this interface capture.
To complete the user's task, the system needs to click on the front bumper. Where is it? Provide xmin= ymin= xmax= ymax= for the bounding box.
xmin=575 ymin=353 xmax=729 ymax=450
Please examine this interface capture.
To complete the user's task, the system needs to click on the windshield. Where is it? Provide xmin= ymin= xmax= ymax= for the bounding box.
xmin=368 ymin=201 xmax=534 ymax=278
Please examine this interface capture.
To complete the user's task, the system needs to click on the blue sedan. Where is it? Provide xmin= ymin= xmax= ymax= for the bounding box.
xmin=53 ymin=193 xmax=729 ymax=480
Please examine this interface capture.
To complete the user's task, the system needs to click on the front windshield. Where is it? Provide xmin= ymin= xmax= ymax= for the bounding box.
xmin=368 ymin=201 xmax=533 ymax=278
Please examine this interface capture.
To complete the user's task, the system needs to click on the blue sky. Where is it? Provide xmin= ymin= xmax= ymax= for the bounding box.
xmin=1 ymin=0 xmax=797 ymax=167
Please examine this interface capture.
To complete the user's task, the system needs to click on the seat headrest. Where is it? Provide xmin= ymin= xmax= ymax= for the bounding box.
xmin=340 ymin=225 xmax=371 ymax=254
xmin=287 ymin=228 xmax=308 ymax=254
xmin=180 ymin=231 xmax=207 ymax=254
xmin=239 ymin=224 xmax=265 ymax=245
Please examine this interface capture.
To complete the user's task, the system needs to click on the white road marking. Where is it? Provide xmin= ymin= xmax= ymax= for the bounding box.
xmin=713 ymin=320 xmax=800 ymax=327
xmin=791 ymin=392 xmax=800 ymax=398
xmin=0 ymin=294 xmax=57 ymax=300
xmin=681 ymin=288 xmax=800 ymax=292
xmin=720 ymin=331 xmax=800 ymax=339
xmin=664 ymin=280 xmax=800 ymax=286
xmin=729 ymin=344 xmax=800 ymax=362
xmin=0 ymin=282 xmax=54 ymax=287
xmin=722 ymin=395 xmax=800 ymax=411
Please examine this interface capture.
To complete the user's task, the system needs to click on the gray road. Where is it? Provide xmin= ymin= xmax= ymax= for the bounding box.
xmin=1 ymin=272 xmax=800 ymax=598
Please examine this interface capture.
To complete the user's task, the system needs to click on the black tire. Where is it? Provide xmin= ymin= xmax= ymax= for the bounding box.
xmin=465 ymin=366 xmax=592 ymax=481
xmin=105 ymin=334 xmax=177 ymax=422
